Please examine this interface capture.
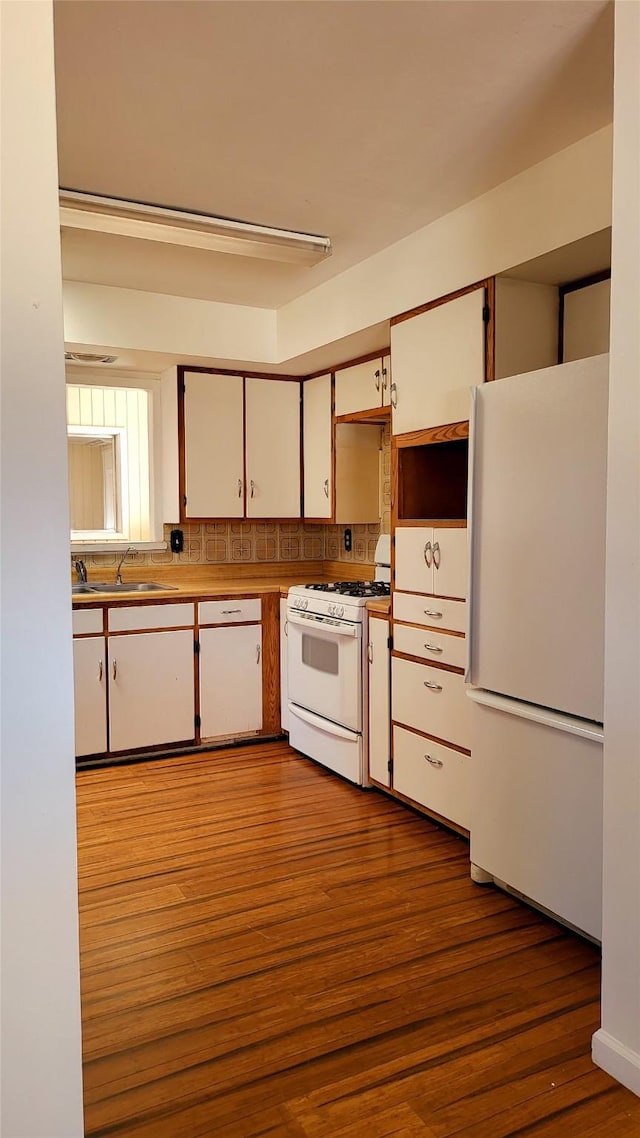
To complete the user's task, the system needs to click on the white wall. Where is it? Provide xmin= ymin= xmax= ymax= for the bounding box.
xmin=277 ymin=126 xmax=613 ymax=361
xmin=592 ymin=0 xmax=640 ymax=1097
xmin=62 ymin=127 xmax=613 ymax=371
xmin=0 ymin=3 xmax=85 ymax=1134
xmin=64 ymin=279 xmax=277 ymax=363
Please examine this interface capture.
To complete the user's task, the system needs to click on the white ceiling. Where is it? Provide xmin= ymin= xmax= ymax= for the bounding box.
xmin=54 ymin=0 xmax=613 ymax=311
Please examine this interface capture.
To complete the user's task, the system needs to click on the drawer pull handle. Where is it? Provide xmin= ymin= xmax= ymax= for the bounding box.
xmin=222 ymin=609 xmax=242 ymax=614
xmin=432 ymin=541 xmax=441 ymax=570
xmin=424 ymin=609 xmax=442 ymax=619
xmin=424 ymin=754 xmax=444 ymax=768
xmin=423 ymin=680 xmax=442 ymax=691
xmin=423 ymin=541 xmax=433 ymax=568
xmin=424 ymin=643 xmax=443 ymax=653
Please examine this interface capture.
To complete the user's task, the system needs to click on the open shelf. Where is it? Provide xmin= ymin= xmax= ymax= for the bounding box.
xmin=396 ymin=437 xmax=469 ymax=522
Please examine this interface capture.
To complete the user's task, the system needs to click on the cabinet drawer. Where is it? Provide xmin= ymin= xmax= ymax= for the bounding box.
xmin=393 ymin=725 xmax=470 ymax=830
xmin=108 ymin=602 xmax=195 ymax=632
xmin=72 ymin=608 xmax=103 ymax=636
xmin=393 ymin=623 xmax=466 ymax=670
xmin=392 ymin=656 xmax=471 ymax=750
xmin=199 ymin=598 xmax=261 ymax=625
xmin=393 ymin=592 xmax=466 ymax=634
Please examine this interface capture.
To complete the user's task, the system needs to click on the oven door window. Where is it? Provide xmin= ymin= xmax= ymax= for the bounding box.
xmin=301 ymin=632 xmax=339 ymax=675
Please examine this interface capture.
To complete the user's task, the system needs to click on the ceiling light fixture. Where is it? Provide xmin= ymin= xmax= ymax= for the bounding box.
xmin=59 ymin=190 xmax=332 ymax=266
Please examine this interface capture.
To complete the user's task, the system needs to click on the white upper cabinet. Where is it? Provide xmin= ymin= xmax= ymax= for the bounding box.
xmin=390 ymin=289 xmax=486 ymax=433
xmin=334 ymin=355 xmax=390 ymax=416
xmin=181 ymin=372 xmax=302 ymax=519
xmin=563 ymin=278 xmax=611 ymax=363
xmin=303 ymin=374 xmax=332 ymax=518
xmin=183 ymin=371 xmax=244 ymax=518
xmin=245 ymin=378 xmax=301 ymax=518
xmin=494 ymin=277 xmax=559 ymax=380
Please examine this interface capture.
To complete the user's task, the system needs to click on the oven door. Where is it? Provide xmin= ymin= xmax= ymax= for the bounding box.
xmin=287 ymin=609 xmax=362 ymax=732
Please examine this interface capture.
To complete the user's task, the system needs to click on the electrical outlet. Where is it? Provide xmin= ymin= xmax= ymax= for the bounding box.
xmin=344 ymin=527 xmax=352 ymax=552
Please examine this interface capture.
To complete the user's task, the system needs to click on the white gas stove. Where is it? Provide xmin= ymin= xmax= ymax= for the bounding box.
xmin=286 ymin=536 xmax=390 ymax=785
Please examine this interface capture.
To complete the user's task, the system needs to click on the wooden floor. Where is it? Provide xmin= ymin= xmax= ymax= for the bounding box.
xmin=76 ymin=742 xmax=640 ymax=1138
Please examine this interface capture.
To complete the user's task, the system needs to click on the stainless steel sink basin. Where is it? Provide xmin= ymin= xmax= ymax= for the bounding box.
xmin=72 ymin=583 xmax=99 ymax=594
xmin=87 ymin=582 xmax=175 ymax=593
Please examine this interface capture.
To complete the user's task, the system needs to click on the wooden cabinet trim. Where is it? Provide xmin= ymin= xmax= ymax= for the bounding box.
xmin=391 ymin=649 xmax=465 ymax=675
xmin=261 ymin=592 xmax=281 ymax=735
xmin=393 ymin=619 xmax=464 ymax=639
xmin=394 ymin=421 xmax=469 ymax=448
xmin=390 ymin=279 xmax=490 ymax=327
xmin=334 ymin=406 xmax=391 ymax=425
xmin=393 ymin=519 xmax=468 ymax=529
xmin=390 ymin=719 xmax=471 ymax=756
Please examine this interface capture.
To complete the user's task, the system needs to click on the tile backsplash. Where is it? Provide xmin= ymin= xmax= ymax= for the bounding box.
xmin=79 ymin=425 xmax=391 ymax=572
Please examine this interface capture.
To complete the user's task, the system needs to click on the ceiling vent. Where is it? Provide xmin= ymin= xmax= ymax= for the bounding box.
xmin=65 ymin=352 xmax=118 ymax=364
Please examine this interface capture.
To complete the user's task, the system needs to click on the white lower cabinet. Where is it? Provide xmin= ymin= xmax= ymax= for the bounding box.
xmin=394 ymin=526 xmax=468 ymax=599
xmin=392 ymin=657 xmax=472 ymax=752
xmin=73 ymin=636 xmax=107 ymax=756
xmin=109 ymin=629 xmax=195 ymax=752
xmin=280 ymin=597 xmax=289 ymax=732
xmin=393 ymin=726 xmax=471 ymax=831
xmin=368 ymin=615 xmax=390 ymax=786
xmin=200 ymin=624 xmax=263 ymax=738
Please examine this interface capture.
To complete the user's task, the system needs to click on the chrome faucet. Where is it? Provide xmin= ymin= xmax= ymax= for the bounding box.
xmin=73 ymin=558 xmax=87 ymax=584
xmin=115 ymin=546 xmax=133 ymax=585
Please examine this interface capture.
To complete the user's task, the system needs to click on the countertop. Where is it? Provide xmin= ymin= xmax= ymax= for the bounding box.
xmin=71 ymin=562 xmax=379 ymax=607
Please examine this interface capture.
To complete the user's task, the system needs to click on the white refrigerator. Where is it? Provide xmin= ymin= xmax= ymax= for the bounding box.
xmin=467 ymin=354 xmax=608 ymax=941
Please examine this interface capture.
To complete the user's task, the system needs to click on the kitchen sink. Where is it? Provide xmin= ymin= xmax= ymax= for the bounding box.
xmin=72 ymin=583 xmax=100 ymax=594
xmin=87 ymin=582 xmax=176 ymax=593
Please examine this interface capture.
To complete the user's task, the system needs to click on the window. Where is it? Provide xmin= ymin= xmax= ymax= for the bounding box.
xmin=67 ymin=378 xmax=157 ymax=545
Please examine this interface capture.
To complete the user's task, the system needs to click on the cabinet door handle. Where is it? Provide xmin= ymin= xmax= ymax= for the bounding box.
xmin=432 ymin=541 xmax=441 ymax=570
xmin=390 ymin=382 xmax=397 ymax=408
xmin=222 ymin=608 xmax=241 ymax=614
xmin=424 ymin=754 xmax=444 ymax=768
xmin=98 ymin=660 xmax=103 ymax=682
xmin=284 ymin=619 xmax=288 ymax=637
xmin=367 ymin=642 xmax=373 ymax=663
xmin=112 ymin=659 xmax=117 ymax=681
xmin=374 ymin=368 xmax=381 ymax=393
xmin=238 ymin=479 xmax=243 ymax=497
xmin=256 ymin=643 xmax=261 ymax=664
xmin=382 ymin=366 xmax=388 ymax=391
xmin=250 ymin=479 xmax=255 ymax=498
xmin=423 ymin=680 xmax=442 ymax=691
xmin=424 ymin=643 xmax=443 ymax=653
xmin=423 ymin=541 xmax=433 ymax=568
xmin=424 ymin=609 xmax=443 ymax=619
xmin=323 ymin=478 xmax=329 ymax=498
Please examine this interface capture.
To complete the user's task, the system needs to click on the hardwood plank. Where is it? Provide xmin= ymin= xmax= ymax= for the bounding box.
xmin=76 ymin=743 xmax=640 ymax=1138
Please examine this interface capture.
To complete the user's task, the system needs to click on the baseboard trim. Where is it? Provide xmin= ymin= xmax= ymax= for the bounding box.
xmin=592 ymin=1029 xmax=640 ymax=1097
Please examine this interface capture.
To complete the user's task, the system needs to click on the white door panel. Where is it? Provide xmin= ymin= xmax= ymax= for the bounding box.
xmin=246 ymin=379 xmax=301 ymax=518
xmin=73 ymin=636 xmax=107 ymax=756
xmin=109 ymin=629 xmax=195 ymax=751
xmin=200 ymin=624 xmax=262 ymax=738
xmin=183 ymin=371 xmax=244 ymax=518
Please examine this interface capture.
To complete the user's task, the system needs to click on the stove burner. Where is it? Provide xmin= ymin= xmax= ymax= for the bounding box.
xmin=302 ymin=580 xmax=390 ymax=598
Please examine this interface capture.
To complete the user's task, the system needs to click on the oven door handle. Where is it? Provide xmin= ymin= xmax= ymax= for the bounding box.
xmin=288 ymin=703 xmax=359 ymax=741
xmin=286 ymin=610 xmax=359 ymax=637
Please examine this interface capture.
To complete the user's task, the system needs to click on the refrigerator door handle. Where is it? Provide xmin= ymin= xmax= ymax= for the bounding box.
xmin=465 ymin=385 xmax=479 ymax=683
xmin=466 ymin=687 xmax=604 ymax=742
